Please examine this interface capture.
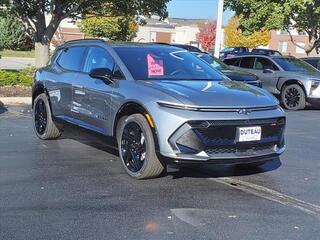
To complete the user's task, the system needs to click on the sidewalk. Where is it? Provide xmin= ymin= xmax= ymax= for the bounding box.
xmin=0 ymin=57 xmax=35 ymax=70
xmin=0 ymin=97 xmax=32 ymax=106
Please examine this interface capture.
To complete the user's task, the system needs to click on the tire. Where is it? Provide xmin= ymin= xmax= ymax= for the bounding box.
xmin=33 ymin=93 xmax=61 ymax=140
xmin=117 ymin=114 xmax=164 ymax=179
xmin=281 ymin=84 xmax=306 ymax=110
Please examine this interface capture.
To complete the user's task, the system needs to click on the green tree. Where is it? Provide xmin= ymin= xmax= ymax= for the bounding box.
xmin=225 ymin=0 xmax=320 ymax=55
xmin=0 ymin=12 xmax=25 ymax=50
xmin=79 ymin=16 xmax=138 ymax=41
xmin=0 ymin=0 xmax=169 ymax=67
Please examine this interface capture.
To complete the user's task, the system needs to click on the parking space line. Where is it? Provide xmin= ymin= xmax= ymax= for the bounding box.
xmin=212 ymin=177 xmax=320 ymax=216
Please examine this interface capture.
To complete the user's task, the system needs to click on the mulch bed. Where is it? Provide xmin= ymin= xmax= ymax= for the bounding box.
xmin=0 ymin=86 xmax=32 ymax=97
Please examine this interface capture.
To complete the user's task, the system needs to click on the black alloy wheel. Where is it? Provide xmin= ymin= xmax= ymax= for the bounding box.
xmin=34 ymin=99 xmax=48 ymax=135
xmin=281 ymin=84 xmax=306 ymax=110
xmin=120 ymin=122 xmax=147 ymax=173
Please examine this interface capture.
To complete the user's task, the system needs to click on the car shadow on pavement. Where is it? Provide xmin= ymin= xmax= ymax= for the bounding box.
xmin=168 ymin=158 xmax=281 ymax=179
xmin=60 ymin=125 xmax=119 ymax=156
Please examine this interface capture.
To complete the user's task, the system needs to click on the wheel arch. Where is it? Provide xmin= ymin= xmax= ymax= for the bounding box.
xmin=113 ymin=101 xmax=160 ymax=151
xmin=279 ymin=79 xmax=307 ymax=95
xmin=32 ymin=83 xmax=53 ymax=113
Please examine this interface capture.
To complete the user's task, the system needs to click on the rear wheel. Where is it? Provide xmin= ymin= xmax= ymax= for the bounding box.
xmin=117 ymin=114 xmax=164 ymax=179
xmin=33 ymin=93 xmax=61 ymax=140
xmin=281 ymin=84 xmax=306 ymax=110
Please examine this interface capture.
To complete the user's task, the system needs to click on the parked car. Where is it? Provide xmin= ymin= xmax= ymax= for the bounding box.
xmin=223 ymin=55 xmax=320 ymax=110
xmin=193 ymin=52 xmax=262 ymax=87
xmin=32 ymin=40 xmax=286 ymax=179
xmin=220 ymin=47 xmax=249 ymax=60
xmin=301 ymin=57 xmax=320 ymax=70
xmin=251 ymin=49 xmax=282 ymax=56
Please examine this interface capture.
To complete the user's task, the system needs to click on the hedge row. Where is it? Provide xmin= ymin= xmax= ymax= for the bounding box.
xmin=0 ymin=67 xmax=35 ymax=87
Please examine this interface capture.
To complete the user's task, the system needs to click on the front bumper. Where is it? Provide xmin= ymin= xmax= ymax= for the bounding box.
xmin=165 ymin=118 xmax=286 ymax=163
xmin=147 ymin=103 xmax=286 ymax=163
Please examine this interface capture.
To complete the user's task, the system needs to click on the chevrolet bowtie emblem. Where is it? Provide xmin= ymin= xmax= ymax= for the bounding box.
xmin=238 ymin=109 xmax=251 ymax=115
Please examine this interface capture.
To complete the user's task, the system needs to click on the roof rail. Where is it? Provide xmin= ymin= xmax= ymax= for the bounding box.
xmin=64 ymin=38 xmax=106 ymax=44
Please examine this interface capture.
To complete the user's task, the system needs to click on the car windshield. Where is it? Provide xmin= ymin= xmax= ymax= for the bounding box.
xmin=196 ymin=53 xmax=230 ymax=70
xmin=273 ymin=57 xmax=319 ymax=72
xmin=114 ymin=46 xmax=225 ymax=81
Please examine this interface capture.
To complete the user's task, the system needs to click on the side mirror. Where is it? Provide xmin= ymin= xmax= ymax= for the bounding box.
xmin=89 ymin=68 xmax=113 ymax=83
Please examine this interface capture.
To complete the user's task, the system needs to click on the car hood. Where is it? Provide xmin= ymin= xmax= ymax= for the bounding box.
xmin=141 ymin=80 xmax=278 ymax=108
xmin=221 ymin=69 xmax=258 ymax=82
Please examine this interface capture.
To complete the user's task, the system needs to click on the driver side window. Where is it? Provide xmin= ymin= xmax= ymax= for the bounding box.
xmin=83 ymin=47 xmax=114 ymax=73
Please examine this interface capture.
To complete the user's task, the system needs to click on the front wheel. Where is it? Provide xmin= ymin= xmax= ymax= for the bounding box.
xmin=33 ymin=93 xmax=61 ymax=140
xmin=117 ymin=114 xmax=164 ymax=179
xmin=281 ymin=84 xmax=306 ymax=110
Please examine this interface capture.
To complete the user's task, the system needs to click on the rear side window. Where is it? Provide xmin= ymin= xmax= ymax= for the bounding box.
xmin=224 ymin=58 xmax=240 ymax=66
xmin=239 ymin=57 xmax=254 ymax=68
xmin=57 ymin=47 xmax=86 ymax=72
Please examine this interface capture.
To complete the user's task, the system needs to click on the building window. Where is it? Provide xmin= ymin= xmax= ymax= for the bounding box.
xmin=278 ymin=42 xmax=288 ymax=53
xmin=296 ymin=42 xmax=305 ymax=54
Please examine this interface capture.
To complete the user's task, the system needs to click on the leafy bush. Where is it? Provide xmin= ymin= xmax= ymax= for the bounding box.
xmin=0 ymin=67 xmax=35 ymax=86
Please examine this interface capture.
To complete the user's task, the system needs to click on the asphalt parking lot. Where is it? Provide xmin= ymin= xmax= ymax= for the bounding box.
xmin=0 ymin=104 xmax=319 ymax=240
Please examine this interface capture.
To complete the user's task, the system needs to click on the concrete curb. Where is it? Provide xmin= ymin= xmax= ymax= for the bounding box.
xmin=0 ymin=97 xmax=32 ymax=105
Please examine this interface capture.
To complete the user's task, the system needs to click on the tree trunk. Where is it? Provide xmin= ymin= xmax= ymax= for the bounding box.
xmin=35 ymin=42 xmax=50 ymax=68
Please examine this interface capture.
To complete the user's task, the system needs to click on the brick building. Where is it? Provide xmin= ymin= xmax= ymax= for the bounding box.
xmin=268 ymin=30 xmax=317 ymax=57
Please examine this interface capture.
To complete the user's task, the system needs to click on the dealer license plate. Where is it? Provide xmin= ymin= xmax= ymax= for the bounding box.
xmin=237 ymin=126 xmax=262 ymax=142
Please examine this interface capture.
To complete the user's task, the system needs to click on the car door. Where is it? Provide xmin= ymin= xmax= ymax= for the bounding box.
xmin=250 ymin=57 xmax=279 ymax=93
xmin=72 ymin=46 xmax=117 ymax=135
xmin=46 ymin=46 xmax=87 ymax=119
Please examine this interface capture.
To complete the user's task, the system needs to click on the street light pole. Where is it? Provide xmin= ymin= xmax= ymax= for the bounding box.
xmin=214 ymin=0 xmax=224 ymax=58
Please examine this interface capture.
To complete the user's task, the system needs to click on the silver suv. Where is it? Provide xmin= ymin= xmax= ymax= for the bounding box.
xmin=32 ymin=40 xmax=286 ymax=179
xmin=224 ymin=55 xmax=320 ymax=110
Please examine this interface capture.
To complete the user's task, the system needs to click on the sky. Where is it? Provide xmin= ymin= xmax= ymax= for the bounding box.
xmin=167 ymin=0 xmax=234 ymax=24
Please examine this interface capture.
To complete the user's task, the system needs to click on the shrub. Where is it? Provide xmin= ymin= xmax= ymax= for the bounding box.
xmin=0 ymin=67 xmax=35 ymax=86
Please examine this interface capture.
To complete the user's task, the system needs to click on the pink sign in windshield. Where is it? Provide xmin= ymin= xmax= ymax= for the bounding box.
xmin=147 ymin=54 xmax=164 ymax=76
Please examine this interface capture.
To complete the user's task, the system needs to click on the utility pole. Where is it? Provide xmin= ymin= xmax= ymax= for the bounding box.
xmin=214 ymin=0 xmax=224 ymax=58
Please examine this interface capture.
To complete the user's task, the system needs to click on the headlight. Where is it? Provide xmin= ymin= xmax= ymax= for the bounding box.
xmin=157 ymin=102 xmax=196 ymax=110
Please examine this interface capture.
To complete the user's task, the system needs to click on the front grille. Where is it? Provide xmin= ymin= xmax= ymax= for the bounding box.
xmin=205 ymin=143 xmax=276 ymax=157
